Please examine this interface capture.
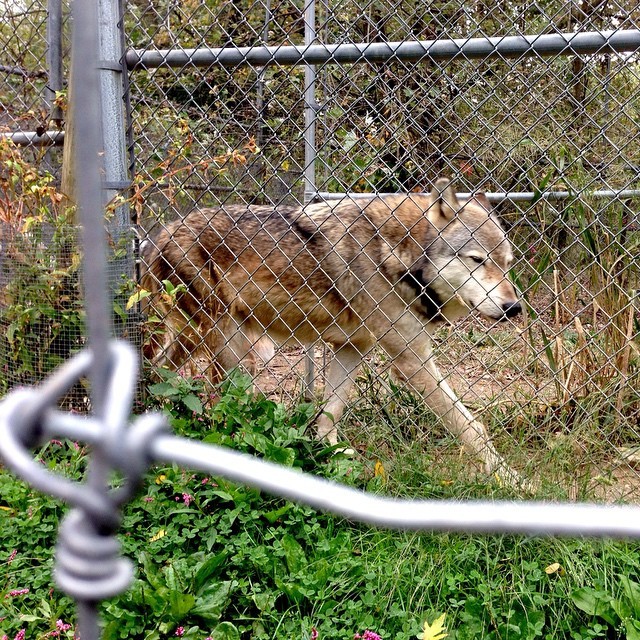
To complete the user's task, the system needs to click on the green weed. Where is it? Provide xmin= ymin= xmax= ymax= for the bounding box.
xmin=2 ymin=373 xmax=640 ymax=639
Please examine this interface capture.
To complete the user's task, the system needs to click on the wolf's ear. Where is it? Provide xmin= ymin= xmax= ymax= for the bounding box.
xmin=429 ymin=177 xmax=462 ymax=227
xmin=470 ymin=191 xmax=491 ymax=211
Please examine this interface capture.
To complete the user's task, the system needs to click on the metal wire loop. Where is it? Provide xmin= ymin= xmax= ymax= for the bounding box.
xmin=0 ymin=388 xmax=119 ymax=530
xmin=54 ymin=508 xmax=134 ymax=601
xmin=0 ymin=340 xmax=166 ymax=530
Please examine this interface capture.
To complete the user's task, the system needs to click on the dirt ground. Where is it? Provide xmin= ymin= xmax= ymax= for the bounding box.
xmin=248 ymin=308 xmax=640 ymax=503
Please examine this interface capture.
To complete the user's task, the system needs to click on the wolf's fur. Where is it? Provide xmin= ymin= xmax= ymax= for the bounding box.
xmin=141 ymin=178 xmax=523 ymax=485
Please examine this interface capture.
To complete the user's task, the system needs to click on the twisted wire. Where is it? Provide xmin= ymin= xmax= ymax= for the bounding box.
xmin=54 ymin=509 xmax=134 ymax=601
xmin=0 ymin=340 xmax=169 ymax=603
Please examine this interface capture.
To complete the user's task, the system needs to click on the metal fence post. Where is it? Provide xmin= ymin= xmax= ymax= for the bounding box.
xmin=46 ymin=0 xmax=63 ymax=127
xmin=98 ymin=0 xmax=130 ymax=228
xmin=303 ymin=0 xmax=319 ymax=398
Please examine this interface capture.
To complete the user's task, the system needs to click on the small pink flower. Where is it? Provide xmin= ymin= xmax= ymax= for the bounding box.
xmin=50 ymin=439 xmax=63 ymax=446
xmin=175 ymin=627 xmax=185 ymax=637
xmin=15 ymin=631 xmax=26 ymax=640
xmin=56 ymin=620 xmax=72 ymax=631
xmin=143 ymin=496 xmax=154 ymax=503
xmin=6 ymin=588 xmax=29 ymax=597
xmin=311 ymin=628 xmax=318 ymax=640
xmin=182 ymin=493 xmax=193 ymax=506
xmin=7 ymin=550 xmax=17 ymax=564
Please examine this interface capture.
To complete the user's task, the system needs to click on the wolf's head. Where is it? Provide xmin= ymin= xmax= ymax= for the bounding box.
xmin=411 ymin=178 xmax=521 ymax=323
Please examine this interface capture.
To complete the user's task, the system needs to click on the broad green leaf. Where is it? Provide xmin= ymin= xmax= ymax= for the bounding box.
xmin=211 ymin=621 xmax=240 ymax=640
xmin=624 ymin=619 xmax=640 ymax=640
xmin=191 ymin=581 xmax=233 ymax=622
xmin=621 ymin=576 xmax=640 ymax=619
xmin=266 ymin=444 xmax=296 ymax=466
xmin=263 ymin=503 xmax=294 ymax=523
xmin=571 ymin=588 xmax=617 ymax=626
xmin=126 ymin=287 xmax=151 ymax=310
xmin=169 ymin=591 xmax=195 ymax=618
xmin=193 ymin=552 xmax=228 ymax=593
xmin=181 ymin=393 xmax=203 ymax=414
xmin=281 ymin=533 xmax=307 ymax=573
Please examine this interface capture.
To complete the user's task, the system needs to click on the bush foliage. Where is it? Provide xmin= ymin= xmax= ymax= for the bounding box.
xmin=2 ymin=374 xmax=640 ymax=639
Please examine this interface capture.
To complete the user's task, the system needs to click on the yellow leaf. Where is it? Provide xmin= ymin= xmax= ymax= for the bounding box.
xmin=155 ymin=474 xmax=167 ymax=485
xmin=374 ymin=460 xmax=386 ymax=482
xmin=126 ymin=287 xmax=151 ymax=310
xmin=419 ymin=613 xmax=448 ymax=640
xmin=545 ymin=562 xmax=565 ymax=576
xmin=150 ymin=529 xmax=166 ymax=542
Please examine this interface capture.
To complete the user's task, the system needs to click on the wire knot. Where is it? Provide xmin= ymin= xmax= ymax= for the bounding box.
xmin=0 ymin=339 xmax=171 ymax=600
xmin=54 ymin=509 xmax=134 ymax=601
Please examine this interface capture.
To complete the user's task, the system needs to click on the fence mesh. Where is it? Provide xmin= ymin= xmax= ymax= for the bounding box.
xmin=126 ymin=0 xmax=640 ymax=497
xmin=1 ymin=0 xmax=639 ymax=497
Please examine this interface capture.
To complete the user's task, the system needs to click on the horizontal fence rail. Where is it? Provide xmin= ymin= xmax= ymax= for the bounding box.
xmin=0 ymin=130 xmax=65 ymax=146
xmin=125 ymin=29 xmax=640 ymax=69
xmin=318 ymin=189 xmax=640 ymax=202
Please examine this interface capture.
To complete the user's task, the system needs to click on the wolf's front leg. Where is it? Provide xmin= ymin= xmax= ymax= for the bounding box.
xmin=379 ymin=322 xmax=526 ymax=490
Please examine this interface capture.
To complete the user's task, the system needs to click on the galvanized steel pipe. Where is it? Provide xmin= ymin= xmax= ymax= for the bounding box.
xmin=126 ymin=29 xmax=640 ymax=69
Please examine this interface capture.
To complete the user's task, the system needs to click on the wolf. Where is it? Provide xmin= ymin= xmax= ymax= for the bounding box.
xmin=141 ymin=178 xmax=524 ymax=486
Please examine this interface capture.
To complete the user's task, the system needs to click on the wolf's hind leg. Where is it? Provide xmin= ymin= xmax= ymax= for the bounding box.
xmin=316 ymin=344 xmax=363 ymax=446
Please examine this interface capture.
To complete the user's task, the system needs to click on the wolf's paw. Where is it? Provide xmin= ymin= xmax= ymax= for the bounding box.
xmin=333 ymin=446 xmax=356 ymax=458
xmin=492 ymin=466 xmax=536 ymax=495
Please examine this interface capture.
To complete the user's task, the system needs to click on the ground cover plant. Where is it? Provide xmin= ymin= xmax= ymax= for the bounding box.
xmin=2 ymin=372 xmax=640 ymax=640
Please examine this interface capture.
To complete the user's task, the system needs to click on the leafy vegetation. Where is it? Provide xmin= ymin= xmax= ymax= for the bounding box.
xmin=0 ymin=138 xmax=83 ymax=396
xmin=2 ymin=373 xmax=640 ymax=639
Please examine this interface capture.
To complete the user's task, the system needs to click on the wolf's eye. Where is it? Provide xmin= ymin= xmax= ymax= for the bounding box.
xmin=468 ymin=255 xmax=484 ymax=265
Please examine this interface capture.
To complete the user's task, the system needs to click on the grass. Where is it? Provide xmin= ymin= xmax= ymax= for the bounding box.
xmin=2 ymin=371 xmax=640 ymax=639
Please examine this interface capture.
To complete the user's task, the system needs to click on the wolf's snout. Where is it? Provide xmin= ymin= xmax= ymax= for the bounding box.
xmin=502 ymin=301 xmax=522 ymax=318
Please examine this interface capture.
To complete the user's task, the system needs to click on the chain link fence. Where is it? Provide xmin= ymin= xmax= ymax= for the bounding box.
xmin=126 ymin=0 xmax=640 ymax=497
xmin=0 ymin=0 xmax=136 ymax=404
xmin=1 ymin=0 xmax=639 ymax=496
xmin=0 ymin=0 xmax=64 ymax=136
xmin=0 ymin=0 xmax=71 ymax=397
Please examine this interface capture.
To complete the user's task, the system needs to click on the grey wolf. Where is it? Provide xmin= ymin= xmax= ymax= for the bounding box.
xmin=141 ymin=178 xmax=524 ymax=486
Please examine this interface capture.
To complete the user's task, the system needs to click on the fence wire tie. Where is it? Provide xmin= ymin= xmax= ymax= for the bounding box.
xmin=0 ymin=339 xmax=169 ymax=601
